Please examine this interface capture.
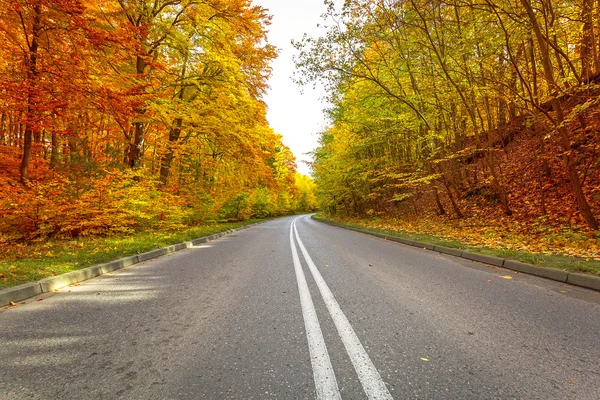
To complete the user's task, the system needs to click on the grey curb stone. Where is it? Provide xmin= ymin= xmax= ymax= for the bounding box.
xmin=100 ymin=256 xmax=139 ymax=274
xmin=311 ymin=216 xmax=599 ymax=292
xmin=567 ymin=273 xmax=600 ymax=291
xmin=138 ymin=248 xmax=168 ymax=262
xmin=388 ymin=237 xmax=414 ymax=246
xmin=461 ymin=252 xmax=505 ymax=267
xmin=504 ymin=260 xmax=568 ymax=282
xmin=434 ymin=245 xmax=463 ymax=257
xmin=120 ymin=255 xmax=139 ymax=267
xmin=100 ymin=262 xmax=119 ymax=274
xmin=39 ymin=265 xmax=105 ymax=292
xmin=412 ymin=241 xmax=435 ymax=250
xmin=192 ymin=237 xmax=208 ymax=245
xmin=0 ymin=282 xmax=42 ymax=305
xmin=1 ymin=220 xmax=268 ymax=306
xmin=166 ymin=242 xmax=191 ymax=253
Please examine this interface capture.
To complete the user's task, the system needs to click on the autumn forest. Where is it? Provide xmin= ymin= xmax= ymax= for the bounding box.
xmin=1 ymin=0 xmax=317 ymax=245
xmin=295 ymin=0 xmax=600 ymax=260
xmin=2 ymin=0 xmax=600 ymax=283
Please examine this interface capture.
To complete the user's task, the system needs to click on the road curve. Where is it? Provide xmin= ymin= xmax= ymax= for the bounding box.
xmin=1 ymin=215 xmax=599 ymax=399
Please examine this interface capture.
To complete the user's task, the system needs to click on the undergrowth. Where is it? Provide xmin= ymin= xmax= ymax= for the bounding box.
xmin=315 ymin=215 xmax=600 ymax=277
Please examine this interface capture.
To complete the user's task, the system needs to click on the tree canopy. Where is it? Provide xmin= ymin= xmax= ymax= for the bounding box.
xmin=296 ymin=0 xmax=600 ymax=231
xmin=0 ymin=0 xmax=316 ymax=242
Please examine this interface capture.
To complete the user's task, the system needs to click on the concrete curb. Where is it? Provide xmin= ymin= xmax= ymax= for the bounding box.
xmin=433 ymin=245 xmax=463 ymax=258
xmin=503 ymin=260 xmax=569 ymax=282
xmin=0 ymin=283 xmax=43 ymax=306
xmin=412 ymin=241 xmax=435 ymax=251
xmin=313 ymin=216 xmax=600 ymax=292
xmin=567 ymin=273 xmax=600 ymax=291
xmin=0 ymin=222 xmax=265 ymax=307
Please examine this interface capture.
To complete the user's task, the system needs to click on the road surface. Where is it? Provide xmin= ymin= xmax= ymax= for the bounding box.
xmin=1 ymin=215 xmax=600 ymax=399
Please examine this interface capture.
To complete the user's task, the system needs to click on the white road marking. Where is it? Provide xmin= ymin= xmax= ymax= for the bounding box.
xmin=290 ymin=219 xmax=341 ymax=400
xmin=293 ymin=219 xmax=394 ymax=400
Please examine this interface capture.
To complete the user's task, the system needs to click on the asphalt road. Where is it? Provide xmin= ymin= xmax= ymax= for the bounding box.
xmin=1 ymin=215 xmax=600 ymax=399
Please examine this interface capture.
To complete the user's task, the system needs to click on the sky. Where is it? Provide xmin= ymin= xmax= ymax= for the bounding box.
xmin=252 ymin=0 xmax=341 ymax=176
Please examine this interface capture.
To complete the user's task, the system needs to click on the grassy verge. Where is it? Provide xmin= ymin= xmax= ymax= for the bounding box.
xmin=313 ymin=215 xmax=600 ymax=277
xmin=0 ymin=219 xmax=267 ymax=289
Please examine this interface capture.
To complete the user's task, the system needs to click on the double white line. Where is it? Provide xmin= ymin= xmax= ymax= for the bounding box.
xmin=290 ymin=217 xmax=393 ymax=400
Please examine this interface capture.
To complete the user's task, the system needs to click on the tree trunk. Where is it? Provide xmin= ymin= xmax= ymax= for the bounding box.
xmin=442 ymin=178 xmax=463 ymax=218
xmin=596 ymin=0 xmax=600 ymax=72
xmin=433 ymin=187 xmax=446 ymax=215
xmin=528 ymin=37 xmax=538 ymax=105
xmin=50 ymin=132 xmax=60 ymax=167
xmin=159 ymin=119 xmax=182 ymax=185
xmin=520 ymin=0 xmax=598 ymax=229
xmin=68 ymin=135 xmax=78 ymax=166
xmin=411 ymin=0 xmax=511 ymax=215
xmin=19 ymin=1 xmax=41 ymax=184
xmin=126 ymin=55 xmax=148 ymax=168
xmin=581 ymin=0 xmax=597 ymax=81
xmin=127 ymin=121 xmax=145 ymax=168
xmin=20 ymin=124 xmax=33 ymax=184
xmin=160 ymin=54 xmax=189 ymax=184
xmin=0 ymin=112 xmax=6 ymax=145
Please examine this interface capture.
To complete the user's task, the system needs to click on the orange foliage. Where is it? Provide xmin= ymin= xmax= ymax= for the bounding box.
xmin=0 ymin=1 xmax=305 ymax=246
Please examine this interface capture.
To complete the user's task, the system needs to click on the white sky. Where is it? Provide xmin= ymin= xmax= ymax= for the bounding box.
xmin=252 ymin=0 xmax=341 ymax=176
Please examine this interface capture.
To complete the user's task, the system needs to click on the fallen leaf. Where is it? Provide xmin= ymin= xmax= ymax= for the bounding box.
xmin=9 ymin=301 xmax=17 ymax=306
xmin=547 ymin=293 xmax=553 ymax=296
xmin=488 ymin=280 xmax=493 ymax=282
xmin=560 ymin=290 xmax=567 ymax=293
xmin=499 ymin=275 xmax=513 ymax=280
xmin=180 ymin=268 xmax=185 ymax=271
xmin=420 ymin=357 xmax=429 ymax=361
xmin=97 ymin=292 xmax=102 ymax=295
xmin=567 ymin=379 xmax=576 ymax=384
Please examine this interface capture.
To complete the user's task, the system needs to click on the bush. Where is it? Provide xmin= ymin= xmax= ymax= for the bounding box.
xmin=0 ymin=169 xmax=192 ymax=242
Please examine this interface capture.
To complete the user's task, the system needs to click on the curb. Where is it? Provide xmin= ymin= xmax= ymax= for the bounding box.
xmin=313 ymin=217 xmax=600 ymax=292
xmin=0 ymin=222 xmax=265 ymax=307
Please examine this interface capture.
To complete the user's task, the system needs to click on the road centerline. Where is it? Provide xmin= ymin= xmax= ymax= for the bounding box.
xmin=290 ymin=218 xmax=341 ymax=400
xmin=293 ymin=218 xmax=394 ymax=400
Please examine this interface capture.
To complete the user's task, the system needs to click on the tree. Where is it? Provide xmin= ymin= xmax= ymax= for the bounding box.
xmin=297 ymin=0 xmax=600 ymax=229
